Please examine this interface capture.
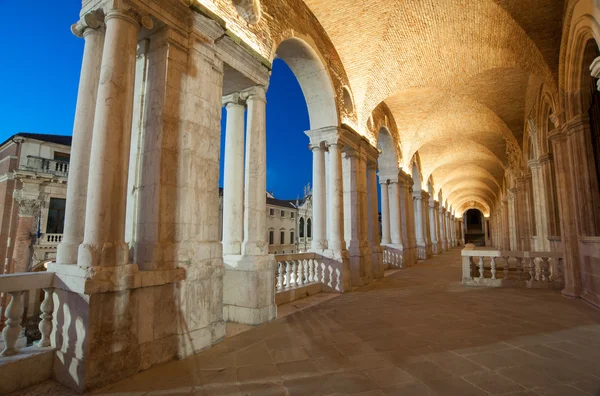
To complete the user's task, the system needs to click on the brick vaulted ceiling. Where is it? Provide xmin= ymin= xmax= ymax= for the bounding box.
xmin=302 ymin=0 xmax=564 ymax=212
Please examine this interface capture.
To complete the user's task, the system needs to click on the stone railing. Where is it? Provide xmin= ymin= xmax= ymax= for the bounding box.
xmin=0 ymin=272 xmax=55 ymax=394
xmin=461 ymin=245 xmax=564 ymax=289
xmin=41 ymin=233 xmax=63 ymax=244
xmin=274 ymin=253 xmax=343 ymax=305
xmin=23 ymin=156 xmax=69 ymax=177
xmin=382 ymin=245 xmax=402 ymax=269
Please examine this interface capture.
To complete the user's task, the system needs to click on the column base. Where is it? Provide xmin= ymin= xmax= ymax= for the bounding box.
xmin=348 ymin=245 xmax=373 ymax=287
xmin=561 ymin=285 xmax=582 ymax=299
xmin=77 ymin=241 xmax=129 ymax=268
xmin=223 ymin=255 xmax=277 ymax=325
xmin=56 ymin=241 xmax=80 ymax=265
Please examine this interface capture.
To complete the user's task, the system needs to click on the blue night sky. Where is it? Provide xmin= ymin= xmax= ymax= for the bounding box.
xmin=0 ymin=1 xmax=312 ymax=201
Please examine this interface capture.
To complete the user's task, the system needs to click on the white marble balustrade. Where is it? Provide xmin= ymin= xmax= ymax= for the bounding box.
xmin=274 ymin=253 xmax=344 ymax=305
xmin=461 ymin=245 xmax=564 ymax=289
xmin=382 ymin=246 xmax=403 ymax=269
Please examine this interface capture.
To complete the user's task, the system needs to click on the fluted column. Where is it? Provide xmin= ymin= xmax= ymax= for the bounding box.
xmin=309 ymin=143 xmax=327 ymax=250
xmin=241 ymin=87 xmax=268 ymax=256
xmin=222 ymin=93 xmax=246 ymax=256
xmin=368 ymin=163 xmax=383 ymax=279
xmin=78 ymin=9 xmax=142 ymax=268
xmin=57 ymin=12 xmax=105 ymax=265
xmin=379 ymin=181 xmax=391 ymax=244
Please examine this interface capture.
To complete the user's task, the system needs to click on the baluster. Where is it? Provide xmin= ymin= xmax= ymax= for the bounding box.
xmin=321 ymin=262 xmax=326 ymax=285
xmin=296 ymin=260 xmax=303 ymax=286
xmin=277 ymin=262 xmax=283 ymax=291
xmin=290 ymin=261 xmax=296 ymax=287
xmin=327 ymin=266 xmax=333 ymax=288
xmin=528 ymin=257 xmax=535 ymax=281
xmin=304 ymin=259 xmax=309 ymax=284
xmin=478 ymin=257 xmax=484 ymax=279
xmin=541 ymin=257 xmax=551 ymax=282
xmin=490 ymin=257 xmax=497 ymax=280
xmin=503 ymin=256 xmax=510 ymax=280
xmin=1 ymin=291 xmax=24 ymax=356
xmin=37 ymin=288 xmax=54 ymax=348
xmin=335 ymin=268 xmax=341 ymax=292
xmin=515 ymin=257 xmax=523 ymax=280
xmin=284 ymin=261 xmax=291 ymax=289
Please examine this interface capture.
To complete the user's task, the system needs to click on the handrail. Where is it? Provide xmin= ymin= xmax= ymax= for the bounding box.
xmin=0 ymin=272 xmax=53 ymax=293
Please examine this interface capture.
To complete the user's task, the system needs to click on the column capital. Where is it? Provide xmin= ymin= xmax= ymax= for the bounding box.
xmin=71 ymin=10 xmax=105 ymax=38
xmin=590 ymin=56 xmax=600 ymax=90
xmin=104 ymin=5 xmax=154 ymax=30
xmin=222 ymin=92 xmax=245 ymax=107
xmin=15 ymin=197 xmax=41 ymax=217
xmin=367 ymin=161 xmax=378 ymax=171
xmin=241 ymin=85 xmax=267 ymax=102
xmin=305 ymin=126 xmax=342 ymax=148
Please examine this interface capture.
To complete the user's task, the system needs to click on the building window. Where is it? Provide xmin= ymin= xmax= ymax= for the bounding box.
xmin=281 ymin=210 xmax=285 ymax=217
xmin=280 ymin=231 xmax=285 ymax=244
xmin=282 ymin=250 xmax=285 ymax=254
xmin=307 ymin=218 xmax=312 ymax=238
xmin=269 ymin=208 xmax=275 ymax=216
xmin=290 ymin=231 xmax=295 ymax=243
xmin=299 ymin=217 xmax=305 ymax=237
xmin=46 ymin=198 xmax=66 ymax=234
xmin=291 ymin=212 xmax=295 ymax=219
xmin=269 ymin=230 xmax=274 ymax=245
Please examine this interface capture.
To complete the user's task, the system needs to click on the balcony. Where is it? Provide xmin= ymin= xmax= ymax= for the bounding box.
xmin=21 ymin=156 xmax=69 ymax=177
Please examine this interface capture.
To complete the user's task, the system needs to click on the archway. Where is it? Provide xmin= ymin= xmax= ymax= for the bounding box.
xmin=465 ymin=208 xmax=486 ymax=246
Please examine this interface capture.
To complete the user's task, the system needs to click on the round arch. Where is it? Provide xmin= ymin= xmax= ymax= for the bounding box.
xmin=274 ymin=37 xmax=339 ymax=130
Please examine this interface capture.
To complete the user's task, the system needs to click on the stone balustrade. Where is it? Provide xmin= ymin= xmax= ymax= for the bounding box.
xmin=0 ymin=271 xmax=55 ymax=394
xmin=382 ymin=245 xmax=402 ymax=269
xmin=274 ymin=253 xmax=343 ymax=305
xmin=42 ymin=233 xmax=63 ymax=244
xmin=23 ymin=156 xmax=69 ymax=177
xmin=461 ymin=244 xmax=564 ymax=289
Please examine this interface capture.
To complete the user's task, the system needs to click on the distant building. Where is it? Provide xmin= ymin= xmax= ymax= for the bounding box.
xmin=0 ymin=133 xmax=71 ymax=275
xmin=218 ymin=186 xmax=314 ymax=255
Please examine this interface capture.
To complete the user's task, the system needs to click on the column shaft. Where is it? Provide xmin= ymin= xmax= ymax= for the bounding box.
xmin=222 ymin=97 xmax=246 ymax=256
xmin=388 ymin=181 xmax=403 ymax=246
xmin=242 ymin=87 xmax=267 ymax=256
xmin=380 ymin=182 xmax=391 ymax=244
xmin=368 ymin=165 xmax=383 ymax=278
xmin=57 ymin=24 xmax=105 ymax=265
xmin=311 ymin=145 xmax=327 ymax=250
xmin=78 ymin=10 xmax=140 ymax=267
xmin=328 ymin=144 xmax=345 ymax=251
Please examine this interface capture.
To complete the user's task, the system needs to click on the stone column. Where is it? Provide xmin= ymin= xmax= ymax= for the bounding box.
xmin=328 ymin=142 xmax=346 ymax=252
xmin=440 ymin=207 xmax=447 ymax=251
xmin=429 ymin=197 xmax=438 ymax=254
xmin=241 ymin=87 xmax=268 ymax=256
xmin=460 ymin=219 xmax=466 ymax=245
xmin=388 ymin=179 xmax=403 ymax=248
xmin=57 ymin=12 xmax=105 ymax=265
xmin=400 ymin=175 xmax=417 ymax=266
xmin=413 ymin=191 xmax=426 ymax=259
xmin=367 ymin=163 xmax=383 ymax=279
xmin=225 ymin=86 xmax=276 ymax=325
xmin=222 ymin=93 xmax=246 ymax=256
xmin=549 ymin=122 xmax=581 ymax=298
xmin=77 ymin=9 xmax=141 ymax=268
xmin=507 ymin=192 xmax=518 ymax=250
xmin=309 ymin=143 xmax=327 ymax=251
xmin=484 ymin=218 xmax=490 ymax=246
xmin=11 ymin=198 xmax=40 ymax=273
xmin=530 ymin=160 xmax=550 ymax=251
xmin=357 ymin=150 xmax=372 ymax=282
xmin=379 ymin=181 xmax=391 ymax=244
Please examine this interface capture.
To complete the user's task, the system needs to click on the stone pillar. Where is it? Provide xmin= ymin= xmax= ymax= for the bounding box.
xmin=429 ymin=197 xmax=439 ymax=254
xmin=413 ymin=191 xmax=427 ymax=259
xmin=484 ymin=218 xmax=490 ymax=246
xmin=222 ymin=93 xmax=246 ymax=256
xmin=379 ymin=181 xmax=391 ymax=244
xmin=57 ymin=13 xmax=105 ymax=265
xmin=549 ymin=121 xmax=581 ymax=298
xmin=444 ymin=211 xmax=451 ymax=248
xmin=225 ymin=86 xmax=276 ymax=325
xmin=342 ymin=147 xmax=371 ymax=286
xmin=440 ymin=207 xmax=447 ymax=251
xmin=77 ymin=9 xmax=141 ymax=268
xmin=530 ymin=160 xmax=550 ymax=251
xmin=461 ymin=219 xmax=466 ymax=245
xmin=400 ymin=175 xmax=417 ymax=266
xmin=357 ymin=150 xmax=372 ymax=282
xmin=367 ymin=163 xmax=383 ymax=279
xmin=388 ymin=178 xmax=404 ymax=248
xmin=11 ymin=198 xmax=40 ymax=273
xmin=309 ymin=142 xmax=327 ymax=251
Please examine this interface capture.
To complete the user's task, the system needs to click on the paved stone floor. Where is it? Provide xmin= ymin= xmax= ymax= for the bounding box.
xmin=12 ymin=248 xmax=600 ymax=395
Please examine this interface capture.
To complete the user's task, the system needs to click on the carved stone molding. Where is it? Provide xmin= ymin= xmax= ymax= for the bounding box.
xmin=15 ymin=198 xmax=41 ymax=217
xmin=71 ymin=10 xmax=105 ymax=38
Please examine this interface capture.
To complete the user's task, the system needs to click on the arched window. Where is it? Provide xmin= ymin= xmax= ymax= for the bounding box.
xmin=307 ymin=218 xmax=312 ymax=238
xmin=299 ymin=217 xmax=305 ymax=238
